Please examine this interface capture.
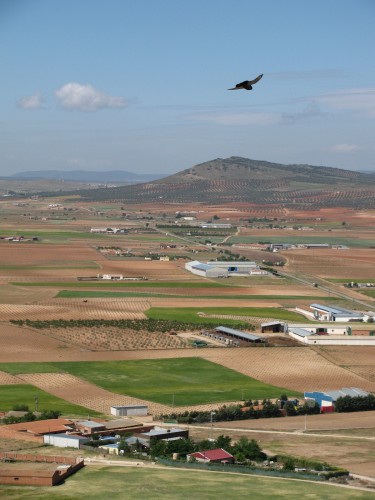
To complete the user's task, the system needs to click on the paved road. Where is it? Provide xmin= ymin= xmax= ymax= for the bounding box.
xmin=278 ymin=269 xmax=375 ymax=310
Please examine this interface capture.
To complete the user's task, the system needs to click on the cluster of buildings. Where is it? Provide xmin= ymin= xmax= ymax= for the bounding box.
xmin=268 ymin=243 xmax=348 ymax=252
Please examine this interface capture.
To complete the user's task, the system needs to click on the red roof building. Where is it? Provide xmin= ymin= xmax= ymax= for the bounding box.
xmin=187 ymin=448 xmax=234 ymax=464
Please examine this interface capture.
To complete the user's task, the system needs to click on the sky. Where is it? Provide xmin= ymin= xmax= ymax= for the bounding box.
xmin=1 ymin=0 xmax=374 ymax=176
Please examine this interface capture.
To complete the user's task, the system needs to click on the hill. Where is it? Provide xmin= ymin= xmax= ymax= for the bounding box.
xmin=76 ymin=156 xmax=375 ymax=208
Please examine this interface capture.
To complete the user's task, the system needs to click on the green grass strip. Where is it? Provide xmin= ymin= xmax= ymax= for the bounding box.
xmin=0 ymin=384 xmax=100 ymax=416
xmin=146 ymin=307 xmax=307 ymax=322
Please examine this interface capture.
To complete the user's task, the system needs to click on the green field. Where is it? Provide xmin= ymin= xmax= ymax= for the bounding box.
xmin=57 ymin=290 xmax=335 ymax=301
xmin=146 ymin=307 xmax=308 ymax=323
xmin=0 ymin=359 xmax=300 ymax=406
xmin=228 ymin=235 xmax=375 ymax=248
xmin=0 ymin=230 xmax=104 ymax=241
xmin=0 ymin=466 xmax=372 ymax=500
xmin=0 ymin=384 xmax=99 ymax=416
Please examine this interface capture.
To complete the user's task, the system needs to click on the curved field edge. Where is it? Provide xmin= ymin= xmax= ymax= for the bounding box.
xmin=0 ymin=384 xmax=100 ymax=416
xmin=0 ymin=466 xmax=372 ymax=500
xmin=0 ymin=359 xmax=301 ymax=407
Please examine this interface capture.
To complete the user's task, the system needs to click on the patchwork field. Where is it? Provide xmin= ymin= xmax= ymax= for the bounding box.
xmin=1 ymin=197 xmax=375 ymax=484
xmin=0 ymin=358 xmax=300 ymax=410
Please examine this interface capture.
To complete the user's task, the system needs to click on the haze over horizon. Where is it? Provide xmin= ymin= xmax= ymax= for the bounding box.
xmin=1 ymin=0 xmax=374 ymax=176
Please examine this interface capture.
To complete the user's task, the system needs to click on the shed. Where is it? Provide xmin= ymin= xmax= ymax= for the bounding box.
xmin=215 ymin=326 xmax=265 ymax=343
xmin=110 ymin=405 xmax=148 ymax=417
xmin=43 ymin=433 xmax=90 ymax=449
xmin=261 ymin=321 xmax=285 ymax=333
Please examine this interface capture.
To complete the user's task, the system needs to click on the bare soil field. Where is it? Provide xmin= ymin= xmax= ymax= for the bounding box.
xmin=315 ymin=346 xmax=375 ymax=382
xmin=0 ymin=299 xmax=147 ymax=321
xmin=189 ymin=415 xmax=375 ymax=477
xmin=284 ymin=248 xmax=375 ymax=280
xmin=209 ymin=410 xmax=375 ymax=432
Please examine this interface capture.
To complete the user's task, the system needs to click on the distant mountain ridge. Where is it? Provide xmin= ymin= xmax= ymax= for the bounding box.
xmin=2 ymin=169 xmax=164 ymax=183
xmin=77 ymin=156 xmax=375 ymax=209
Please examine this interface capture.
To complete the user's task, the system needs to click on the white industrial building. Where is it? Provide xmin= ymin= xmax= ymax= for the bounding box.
xmin=110 ymin=405 xmax=148 ymax=417
xmin=43 ymin=433 xmax=90 ymax=449
xmin=296 ymin=304 xmax=368 ymax=322
xmin=288 ymin=326 xmax=375 ymax=345
xmin=185 ymin=260 xmax=266 ymax=278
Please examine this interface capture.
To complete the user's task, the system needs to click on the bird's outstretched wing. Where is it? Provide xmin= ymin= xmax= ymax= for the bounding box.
xmin=248 ymin=74 xmax=263 ymax=85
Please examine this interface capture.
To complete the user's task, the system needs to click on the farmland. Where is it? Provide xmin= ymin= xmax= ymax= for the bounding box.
xmin=0 ymin=194 xmax=375 ymax=485
xmin=0 ymin=358 xmax=301 ymax=407
xmin=0 ymin=384 xmax=99 ymax=416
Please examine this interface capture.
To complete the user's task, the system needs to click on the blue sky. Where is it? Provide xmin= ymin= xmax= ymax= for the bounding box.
xmin=1 ymin=0 xmax=374 ymax=176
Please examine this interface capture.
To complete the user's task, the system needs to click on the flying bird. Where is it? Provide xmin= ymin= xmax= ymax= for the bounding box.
xmin=228 ymin=74 xmax=263 ymax=90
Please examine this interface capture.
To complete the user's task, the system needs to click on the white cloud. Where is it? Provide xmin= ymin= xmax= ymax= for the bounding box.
xmin=330 ymin=143 xmax=361 ymax=153
xmin=17 ymin=92 xmax=43 ymax=110
xmin=317 ymin=88 xmax=375 ymax=117
xmin=54 ymin=83 xmax=127 ymax=112
xmin=188 ymin=111 xmax=279 ymax=126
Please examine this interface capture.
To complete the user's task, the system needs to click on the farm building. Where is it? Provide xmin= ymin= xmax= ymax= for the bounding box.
xmin=75 ymin=420 xmax=106 ymax=435
xmin=304 ymin=388 xmax=369 ymax=413
xmin=0 ymin=419 xmax=75 ymax=441
xmin=185 ymin=260 xmax=265 ymax=278
xmin=133 ymin=426 xmax=189 ymax=444
xmin=99 ymin=436 xmax=149 ymax=454
xmin=288 ymin=327 xmax=315 ymax=343
xmin=214 ymin=326 xmax=265 ymax=344
xmin=43 ymin=433 xmax=90 ymax=449
xmin=199 ymin=223 xmax=232 ymax=229
xmin=185 ymin=261 xmax=226 ymax=278
xmin=261 ymin=321 xmax=286 ymax=333
xmin=309 ymin=304 xmax=365 ymax=322
xmin=0 ymin=454 xmax=84 ymax=487
xmin=110 ymin=405 xmax=148 ymax=417
xmin=187 ymin=448 xmax=234 ymax=464
xmin=289 ymin=323 xmax=350 ymax=335
xmin=287 ymin=326 xmax=375 ymax=345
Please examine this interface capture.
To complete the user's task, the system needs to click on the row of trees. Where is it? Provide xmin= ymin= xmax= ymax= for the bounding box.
xmin=10 ymin=318 xmax=248 ymax=333
xmin=2 ymin=405 xmax=61 ymax=424
xmin=158 ymin=397 xmax=320 ymax=424
xmin=335 ymin=394 xmax=375 ymax=413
